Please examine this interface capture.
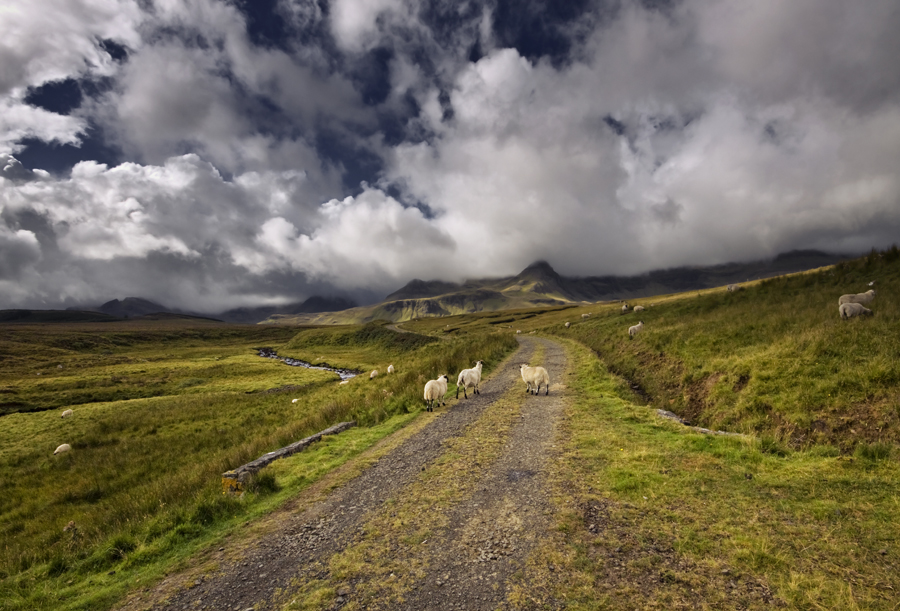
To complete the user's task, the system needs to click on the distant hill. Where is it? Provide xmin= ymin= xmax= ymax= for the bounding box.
xmin=267 ymin=250 xmax=852 ymax=325
xmin=0 ymin=309 xmax=120 ymax=323
xmin=95 ymin=297 xmax=168 ymax=318
xmin=217 ymin=296 xmax=357 ymax=324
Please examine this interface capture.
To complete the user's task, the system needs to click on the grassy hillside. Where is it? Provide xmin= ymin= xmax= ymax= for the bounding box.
xmin=550 ymin=247 xmax=900 ymax=450
xmin=0 ymin=319 xmax=516 ymax=610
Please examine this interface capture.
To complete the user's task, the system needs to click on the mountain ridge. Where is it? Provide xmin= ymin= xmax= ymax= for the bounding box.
xmin=268 ymin=250 xmax=853 ymax=325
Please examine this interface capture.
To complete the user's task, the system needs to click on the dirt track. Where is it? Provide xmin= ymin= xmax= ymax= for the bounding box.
xmin=118 ymin=336 xmax=567 ymax=611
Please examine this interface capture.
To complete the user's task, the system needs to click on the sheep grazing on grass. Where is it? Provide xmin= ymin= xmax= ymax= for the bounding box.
xmin=628 ymin=321 xmax=644 ymax=338
xmin=456 ymin=360 xmax=484 ymax=399
xmin=370 ymin=369 xmax=378 ymax=380
xmin=839 ymin=302 xmax=873 ymax=320
xmin=727 ymin=284 xmax=743 ymax=292
xmin=54 ymin=444 xmax=71 ymax=455
xmin=581 ymin=313 xmax=590 ymax=319
xmin=291 ymin=399 xmax=299 ymax=403
xmin=633 ymin=305 xmax=645 ymax=313
xmin=516 ymin=330 xmax=521 ymax=334
xmin=339 ymin=380 xmax=350 ymax=385
xmin=520 ymin=364 xmax=550 ymax=396
xmin=61 ymin=409 xmax=73 ymax=418
xmin=622 ymin=304 xmax=629 ymax=313
xmin=838 ymin=289 xmax=876 ymax=306
xmin=387 ymin=364 xmax=395 ymax=374
xmin=565 ymin=322 xmax=570 ymax=328
xmin=424 ymin=375 xmax=449 ymax=411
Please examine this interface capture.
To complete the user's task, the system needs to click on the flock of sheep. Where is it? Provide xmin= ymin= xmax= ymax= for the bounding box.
xmin=423 ymin=359 xmax=551 ymax=411
xmin=838 ymin=289 xmax=876 ymax=319
xmin=49 ymin=281 xmax=880 ymax=456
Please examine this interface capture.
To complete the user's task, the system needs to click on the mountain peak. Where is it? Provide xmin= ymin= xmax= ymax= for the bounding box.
xmin=517 ymin=260 xmax=561 ymax=281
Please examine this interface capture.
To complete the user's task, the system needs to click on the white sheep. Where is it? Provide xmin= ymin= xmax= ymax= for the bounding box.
xmin=727 ymin=284 xmax=743 ymax=292
xmin=456 ymin=360 xmax=484 ymax=399
xmin=839 ymin=302 xmax=873 ymax=319
xmin=633 ymin=305 xmax=645 ymax=313
xmin=564 ymin=322 xmax=570 ymax=328
xmin=516 ymin=330 xmax=521 ymax=334
xmin=581 ymin=313 xmax=590 ymax=319
xmin=628 ymin=320 xmax=644 ymax=338
xmin=291 ymin=399 xmax=299 ymax=403
xmin=61 ymin=409 xmax=73 ymax=418
xmin=520 ymin=364 xmax=550 ymax=396
xmin=339 ymin=380 xmax=350 ymax=385
xmin=838 ymin=289 xmax=876 ymax=306
xmin=370 ymin=369 xmax=378 ymax=380
xmin=54 ymin=443 xmax=71 ymax=455
xmin=622 ymin=304 xmax=629 ymax=313
xmin=424 ymin=375 xmax=449 ymax=411
xmin=387 ymin=364 xmax=395 ymax=374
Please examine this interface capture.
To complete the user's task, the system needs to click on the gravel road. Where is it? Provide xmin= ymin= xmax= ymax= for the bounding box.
xmin=118 ymin=336 xmax=567 ymax=611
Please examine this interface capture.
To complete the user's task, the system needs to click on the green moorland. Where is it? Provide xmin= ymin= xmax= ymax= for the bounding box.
xmin=2 ymin=247 xmax=898 ymax=610
xmin=0 ymin=318 xmax=516 ymax=610
xmin=403 ymin=247 xmax=900 ymax=609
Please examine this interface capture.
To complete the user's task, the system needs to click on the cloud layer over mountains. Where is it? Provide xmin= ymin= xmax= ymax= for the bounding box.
xmin=1 ymin=0 xmax=899 ymax=312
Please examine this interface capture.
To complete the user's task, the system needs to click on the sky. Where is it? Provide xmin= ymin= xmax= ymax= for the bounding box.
xmin=1 ymin=0 xmax=899 ymax=313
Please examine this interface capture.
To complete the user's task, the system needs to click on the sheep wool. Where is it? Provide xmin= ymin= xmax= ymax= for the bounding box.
xmin=61 ymin=409 xmax=74 ymax=418
xmin=387 ymin=364 xmax=395 ymax=374
xmin=54 ymin=443 xmax=71 ymax=455
xmin=838 ymin=289 xmax=876 ymax=306
xmin=633 ymin=305 xmax=645 ymax=313
xmin=520 ymin=364 xmax=550 ymax=396
xmin=839 ymin=302 xmax=873 ymax=319
xmin=370 ymin=369 xmax=378 ymax=380
xmin=565 ymin=322 xmax=571 ymax=328
xmin=456 ymin=360 xmax=485 ymax=399
xmin=424 ymin=375 xmax=449 ymax=411
xmin=628 ymin=321 xmax=644 ymax=337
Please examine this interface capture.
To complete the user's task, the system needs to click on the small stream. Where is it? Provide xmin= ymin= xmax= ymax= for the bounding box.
xmin=258 ymin=348 xmax=361 ymax=381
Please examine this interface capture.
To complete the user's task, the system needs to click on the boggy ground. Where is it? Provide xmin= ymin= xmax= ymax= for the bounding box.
xmin=117 ymin=336 xmax=568 ymax=611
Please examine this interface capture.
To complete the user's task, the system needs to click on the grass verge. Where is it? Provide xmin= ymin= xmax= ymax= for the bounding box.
xmin=514 ymin=338 xmax=900 ymax=610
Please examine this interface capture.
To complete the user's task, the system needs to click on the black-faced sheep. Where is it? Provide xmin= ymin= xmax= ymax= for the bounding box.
xmin=370 ymin=369 xmax=378 ymax=380
xmin=520 ymin=364 xmax=550 ymax=396
xmin=456 ymin=360 xmax=484 ymax=399
xmin=424 ymin=375 xmax=449 ymax=411
xmin=61 ymin=409 xmax=73 ymax=418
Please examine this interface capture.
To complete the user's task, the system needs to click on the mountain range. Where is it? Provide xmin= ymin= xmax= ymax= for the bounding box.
xmin=264 ymin=249 xmax=851 ymax=325
xmin=1 ymin=250 xmax=851 ymax=325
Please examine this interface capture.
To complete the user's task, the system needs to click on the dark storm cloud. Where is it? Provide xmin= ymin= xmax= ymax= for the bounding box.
xmin=1 ymin=0 xmax=899 ymax=311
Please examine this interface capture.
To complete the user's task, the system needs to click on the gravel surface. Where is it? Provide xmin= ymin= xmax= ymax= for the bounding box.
xmin=118 ymin=336 xmax=567 ymax=611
